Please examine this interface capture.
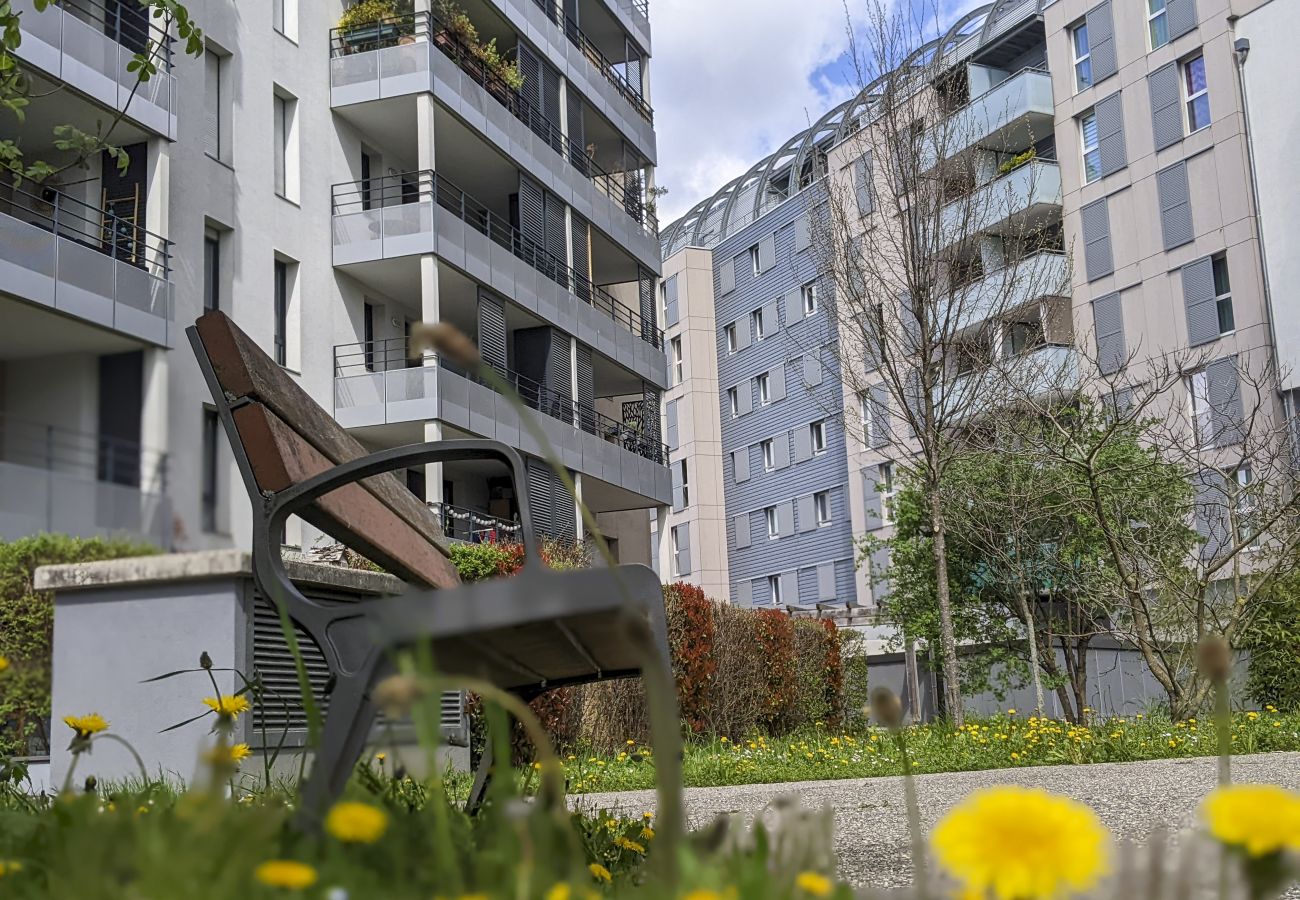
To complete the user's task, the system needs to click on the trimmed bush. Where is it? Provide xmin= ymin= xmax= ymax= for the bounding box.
xmin=664 ymin=583 xmax=716 ymax=734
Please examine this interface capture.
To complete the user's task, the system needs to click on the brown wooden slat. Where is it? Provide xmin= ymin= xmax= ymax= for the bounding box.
xmin=233 ymin=403 xmax=460 ymax=590
xmin=195 ymin=311 xmax=453 ymax=560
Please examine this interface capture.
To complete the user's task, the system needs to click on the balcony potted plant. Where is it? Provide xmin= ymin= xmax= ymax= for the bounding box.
xmin=336 ymin=0 xmax=415 ymax=54
xmin=433 ymin=0 xmax=524 ymax=94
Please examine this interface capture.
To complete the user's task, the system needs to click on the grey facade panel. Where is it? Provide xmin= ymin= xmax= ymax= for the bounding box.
xmin=735 ymin=513 xmax=751 ymax=549
xmin=1148 ymin=63 xmax=1183 ymax=151
xmin=803 ymin=353 xmax=823 ymax=387
xmin=1081 ymin=198 xmax=1114 ymax=281
xmin=735 ymin=381 xmax=753 ymax=416
xmin=1182 ymin=257 xmax=1219 ymax=347
xmin=1092 ymin=291 xmax=1126 ymax=375
xmin=797 ymin=495 xmax=816 ymax=533
xmin=770 ymin=364 xmax=787 ymax=402
xmin=733 ymin=446 xmax=750 ymax=483
xmin=776 ymin=500 xmax=794 ymax=537
xmin=720 ymin=256 xmax=737 ymax=295
xmin=772 ymin=431 xmax=791 ymax=469
xmin=863 ymin=466 xmax=882 ymax=530
xmin=784 ymin=288 xmax=804 ymax=325
xmin=1167 ymin=0 xmax=1197 ymax=40
xmin=761 ymin=301 xmax=779 ymax=339
xmin=733 ymin=579 xmax=752 ymax=607
xmin=666 ymin=398 xmax=679 ymax=449
xmin=1095 ymin=92 xmax=1127 ymax=176
xmin=816 ymin=562 xmax=836 ymax=601
xmin=869 ymin=383 xmax=889 ymax=449
xmin=664 ymin=273 xmax=679 ymax=326
xmin=792 ymin=425 xmax=813 ymax=463
xmin=757 ymin=234 xmax=776 ymax=273
xmin=869 ymin=544 xmax=891 ymax=600
xmin=794 ymin=214 xmax=811 ymax=252
xmin=780 ymin=571 xmax=798 ymax=605
xmin=675 ymin=524 xmax=691 ymax=575
xmin=733 ymin=316 xmax=751 ymax=351
xmin=1156 ymin=162 xmax=1194 ymax=251
xmin=1194 ymin=469 xmax=1228 ymax=561
xmin=1207 ymin=356 xmax=1243 ymax=448
xmin=1085 ymin=1 xmax=1118 ymax=83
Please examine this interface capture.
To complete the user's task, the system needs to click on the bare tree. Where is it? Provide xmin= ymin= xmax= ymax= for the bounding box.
xmin=808 ymin=0 xmax=1069 ymax=723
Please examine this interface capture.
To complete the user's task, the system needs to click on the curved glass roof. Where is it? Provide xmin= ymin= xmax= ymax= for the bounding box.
xmin=659 ymin=0 xmax=1043 ymax=257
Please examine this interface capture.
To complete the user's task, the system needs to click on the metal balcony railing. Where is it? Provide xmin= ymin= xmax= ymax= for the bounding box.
xmin=429 ymin=500 xmax=522 ymax=543
xmin=0 ymin=181 xmax=173 ymax=278
xmin=330 ymin=170 xmax=663 ymax=348
xmin=333 ymin=338 xmax=669 ymax=466
xmin=328 ymin=10 xmax=656 ymax=234
xmin=526 ymin=0 xmax=652 ymax=123
xmin=42 ymin=0 xmax=175 ymax=67
xmin=0 ymin=413 xmax=168 ymax=488
xmin=621 ymin=0 xmax=649 ymax=21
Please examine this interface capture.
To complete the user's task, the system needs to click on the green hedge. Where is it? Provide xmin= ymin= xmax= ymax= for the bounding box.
xmin=0 ymin=534 xmax=155 ymax=757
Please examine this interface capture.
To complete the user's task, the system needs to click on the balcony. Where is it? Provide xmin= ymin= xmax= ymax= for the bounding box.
xmin=12 ymin=0 xmax=176 ymax=138
xmin=430 ymin=500 xmax=522 ymax=543
xmin=952 ymin=250 xmax=1068 ymax=333
xmin=944 ymin=67 xmax=1053 ymax=159
xmin=0 ymin=414 xmax=170 ymax=547
xmin=946 ymin=343 xmax=1079 ymax=418
xmin=942 ymin=157 xmax=1061 ymax=247
xmin=327 ymin=11 xmax=657 ymax=239
xmin=0 ymin=183 xmax=174 ymax=346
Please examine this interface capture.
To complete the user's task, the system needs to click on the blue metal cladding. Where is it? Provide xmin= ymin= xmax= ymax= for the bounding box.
xmin=711 ymin=191 xmax=855 ymax=607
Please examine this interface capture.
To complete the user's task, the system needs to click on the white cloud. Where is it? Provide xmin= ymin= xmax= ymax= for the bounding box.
xmin=648 ymin=0 xmax=859 ymax=224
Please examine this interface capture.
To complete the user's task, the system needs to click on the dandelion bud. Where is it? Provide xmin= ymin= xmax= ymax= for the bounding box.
xmin=870 ymin=686 xmax=904 ymax=729
xmin=408 ymin=322 xmax=480 ymax=368
xmin=199 ymin=651 xmax=213 ymax=670
xmin=83 ymin=775 xmax=97 ymax=794
xmin=1197 ymin=635 xmax=1232 ymax=683
xmin=371 ymin=673 xmax=426 ymax=718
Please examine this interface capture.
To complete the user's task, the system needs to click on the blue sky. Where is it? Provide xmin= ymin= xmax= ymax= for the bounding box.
xmin=649 ymin=0 xmax=985 ymax=224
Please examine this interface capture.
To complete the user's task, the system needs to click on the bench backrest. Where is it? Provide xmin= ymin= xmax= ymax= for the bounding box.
xmin=193 ymin=311 xmax=460 ymax=590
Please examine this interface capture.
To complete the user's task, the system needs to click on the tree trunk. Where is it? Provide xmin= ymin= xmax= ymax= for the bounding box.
xmin=928 ymin=487 xmax=964 ymax=726
xmin=1017 ymin=589 xmax=1047 ymax=717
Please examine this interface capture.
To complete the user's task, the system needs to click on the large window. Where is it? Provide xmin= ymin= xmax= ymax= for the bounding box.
xmin=1072 ymin=23 xmax=1092 ymax=91
xmin=1184 ymin=55 xmax=1210 ymax=132
xmin=1148 ymin=0 xmax=1169 ymax=49
xmin=1213 ymin=254 xmax=1234 ymax=335
xmin=1188 ymin=369 xmax=1212 ymax=447
xmin=201 ymin=408 xmax=220 ymax=533
xmin=1081 ymin=110 xmax=1101 ymax=183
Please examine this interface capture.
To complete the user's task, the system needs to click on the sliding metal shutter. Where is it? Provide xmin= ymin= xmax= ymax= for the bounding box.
xmin=526 ymin=458 xmax=554 ymax=538
xmin=735 ymin=381 xmax=753 ymax=416
xmin=544 ymin=193 xmax=567 ymax=280
xmin=546 ymin=328 xmax=571 ymax=410
xmin=572 ymin=214 xmax=591 ymax=300
xmin=794 ymin=215 xmax=811 ymax=252
xmin=772 ymin=431 xmax=791 ymax=469
xmin=1194 ymin=469 xmax=1228 ymax=561
xmin=542 ymin=63 xmax=562 ymax=132
xmin=1167 ymin=0 xmax=1197 ymax=40
xmin=733 ymin=580 xmax=752 ymax=607
xmin=665 ymin=398 xmax=678 ymax=449
xmin=783 ymin=288 xmax=803 ymax=325
xmin=518 ymin=175 xmax=546 ymax=249
xmin=477 ymin=291 xmax=508 ymax=376
xmin=854 ymin=152 xmax=874 ymax=215
xmin=517 ymin=43 xmax=541 ymax=114
xmin=1092 ymin=292 xmax=1125 ymax=375
xmin=576 ymin=343 xmax=595 ymax=433
xmin=817 ymin=562 xmax=836 ymax=601
xmin=719 ymin=257 xmax=736 ymax=294
xmin=733 ymin=317 xmax=750 ymax=351
xmin=757 ymin=234 xmax=776 ymax=272
xmin=1084 ymin=1 xmax=1117 ymax=83
xmin=803 ymin=354 xmax=822 ymax=387
xmin=869 ymin=383 xmax=890 ymax=448
xmin=769 ymin=364 xmax=787 ymax=402
xmin=1206 ymin=357 xmax=1243 ymax=448
xmin=671 ymin=463 xmax=685 ymax=511
xmin=792 ymin=425 xmax=813 ymax=463
xmin=675 ymin=524 xmax=691 ymax=575
xmin=780 ymin=571 xmax=798 ymax=607
xmin=762 ymin=301 xmax=779 ymax=338
xmin=1148 ymin=63 xmax=1183 ymax=151
xmin=776 ymin=501 xmax=794 ymax=537
xmin=1180 ymin=256 xmax=1218 ymax=347
xmin=1081 ymin=198 xmax=1113 ymax=281
xmin=797 ymin=495 xmax=816 ymax=532
xmin=638 ymin=268 xmax=655 ymax=338
xmin=869 ymin=546 xmax=891 ymax=600
xmin=566 ymin=84 xmax=584 ymax=154
xmin=862 ymin=467 xmax=882 ymax=530
xmin=1156 ymin=162 xmax=1194 ymax=251
xmin=1094 ymin=92 xmax=1127 ymax=176
xmin=664 ymin=274 xmax=680 ymax=326
xmin=734 ymin=513 xmax=751 ymax=549
xmin=733 ymin=447 xmax=750 ymax=483
xmin=624 ymin=39 xmax=643 ymax=96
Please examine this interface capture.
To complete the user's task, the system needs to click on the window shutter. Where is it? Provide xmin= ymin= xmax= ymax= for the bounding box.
xmin=794 ymin=215 xmax=811 ymax=252
xmin=854 ymin=152 xmax=874 ymax=216
xmin=664 ymin=274 xmax=679 ymax=326
xmin=1091 ymin=292 xmax=1125 ymax=375
xmin=733 ymin=318 xmax=751 ymax=351
xmin=204 ymin=51 xmax=221 ymax=157
xmin=781 ymin=571 xmax=799 ymax=606
xmin=776 ymin=501 xmax=794 ymax=537
xmin=518 ymin=175 xmax=546 ymax=247
xmin=734 ymin=514 xmax=751 ymax=549
xmin=719 ymin=257 xmax=736 ymax=295
xmin=1167 ymin=0 xmax=1197 ymax=40
xmin=862 ymin=466 xmax=882 ymax=529
xmin=1181 ymin=257 xmax=1218 ymax=347
xmin=566 ymin=78 xmax=584 ymax=150
xmin=477 ymin=292 xmax=508 ymax=375
xmin=517 ymin=42 xmax=541 ymax=110
xmin=869 ymin=545 xmax=891 ymax=601
xmin=869 ymin=383 xmax=890 ymax=449
xmin=792 ymin=425 xmax=813 ymax=463
xmin=1081 ymin=198 xmax=1114 ymax=281
xmin=1094 ymin=92 xmax=1126 ymax=176
xmin=1194 ymin=469 xmax=1229 ymax=561
xmin=797 ymin=495 xmax=816 ymax=532
xmin=734 ymin=580 xmax=753 ymax=607
xmin=1156 ymin=162 xmax=1194 ymax=250
xmin=733 ymin=447 xmax=750 ymax=483
xmin=666 ymin=399 xmax=679 ymax=449
xmin=1085 ymin=1 xmax=1117 ymax=82
xmin=572 ymin=214 xmax=591 ymax=289
xmin=773 ymin=432 xmax=791 ymax=469
xmin=1207 ymin=357 xmax=1243 ymax=448
xmin=675 ymin=525 xmax=691 ymax=575
xmin=784 ymin=288 xmax=804 ymax=324
xmin=671 ymin=464 xmax=684 ymax=511
xmin=817 ymin=562 xmax=836 ymax=601
xmin=769 ymin=365 xmax=787 ymax=402
xmin=757 ymin=234 xmax=776 ymax=272
xmin=1148 ymin=63 xmax=1183 ymax=151
xmin=803 ymin=354 xmax=822 ymax=387
xmin=736 ymin=382 xmax=753 ymax=415
xmin=526 ymin=458 xmax=554 ymax=538
xmin=576 ymin=344 xmax=594 ymax=431
xmin=762 ymin=301 xmax=780 ymax=336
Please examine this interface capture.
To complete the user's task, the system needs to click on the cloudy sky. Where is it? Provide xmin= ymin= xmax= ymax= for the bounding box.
xmin=648 ymin=0 xmax=985 ymax=225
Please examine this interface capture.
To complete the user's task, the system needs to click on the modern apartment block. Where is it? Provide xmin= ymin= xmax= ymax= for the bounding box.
xmin=660 ymin=0 xmax=1293 ymax=609
xmin=0 ymin=0 xmax=667 ymax=561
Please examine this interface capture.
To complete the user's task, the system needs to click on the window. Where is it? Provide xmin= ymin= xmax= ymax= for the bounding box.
xmin=1072 ymin=22 xmax=1092 ymax=91
xmin=273 ymin=0 xmax=297 ymax=39
xmin=670 ymin=337 xmax=683 ymax=384
xmin=814 ymin=490 xmax=831 ymax=526
xmin=765 ymin=507 xmax=779 ymax=539
xmin=761 ymin=438 xmax=775 ymax=472
xmin=768 ymin=573 xmax=782 ymax=604
xmin=201 ymin=408 xmax=219 ymax=533
xmin=203 ymin=229 xmax=220 ymax=311
xmin=728 ymin=386 xmax=739 ymax=418
xmin=1148 ymin=0 xmax=1169 ymax=49
xmin=861 ymin=393 xmax=875 ymax=444
xmin=751 ymin=308 xmax=766 ymax=342
xmin=879 ymin=461 xmax=896 ymax=524
xmin=1213 ymin=254 xmax=1234 ymax=335
xmin=1081 ymin=110 xmax=1101 ymax=183
xmin=749 ymin=245 xmax=760 ymax=276
xmin=273 ymin=259 xmax=289 ymax=366
xmin=725 ymin=323 xmax=737 ymax=354
xmin=1184 ymin=55 xmax=1210 ymax=132
xmin=273 ymin=90 xmax=299 ymax=201
xmin=204 ymin=45 xmax=228 ymax=161
xmin=363 ymin=301 xmax=376 ymax=372
xmin=801 ymin=281 xmax=818 ymax=315
xmin=1188 ymin=369 xmax=1212 ymax=447
xmin=757 ymin=372 xmax=771 ymax=405
xmin=677 ymin=460 xmax=690 ymax=506
xmin=360 ymin=150 xmax=374 ymax=210
xmin=1234 ymin=465 xmax=1257 ymax=547
xmin=810 ymin=419 xmax=827 ymax=455
xmin=670 ymin=525 xmax=683 ymax=575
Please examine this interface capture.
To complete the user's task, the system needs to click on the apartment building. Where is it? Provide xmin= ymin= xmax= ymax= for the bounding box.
xmin=0 ymin=0 xmax=667 ymax=561
xmin=660 ymin=0 xmax=1292 ymax=609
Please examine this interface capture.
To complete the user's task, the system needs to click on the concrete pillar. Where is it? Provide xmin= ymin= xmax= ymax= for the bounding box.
xmin=572 ymin=471 xmax=584 ymax=540
xmin=421 ymin=252 xmax=443 ymax=507
xmin=417 ymin=94 xmax=436 ymax=172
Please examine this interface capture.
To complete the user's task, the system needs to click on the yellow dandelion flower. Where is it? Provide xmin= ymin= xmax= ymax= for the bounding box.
xmin=1202 ymin=784 xmax=1300 ymax=857
xmin=375 ymin=752 xmax=387 ymax=762
xmin=588 ymin=863 xmax=612 ymax=883
xmin=932 ymin=786 xmax=1109 ymax=900
xmin=682 ymin=892 xmax=722 ymax=900
xmin=253 ymin=860 xmax=317 ymax=890
xmin=204 ymin=743 xmax=252 ymax=767
xmin=0 ymin=860 xmax=23 ymax=877
xmin=325 ymin=801 xmax=389 ymax=844
xmin=615 ymin=836 xmax=646 ymax=854
xmin=640 ymin=826 xmax=655 ymax=840
xmin=0 ymin=656 xmax=9 ymax=673
xmin=545 ymin=885 xmax=572 ymax=900
xmin=62 ymin=713 xmax=108 ymax=737
xmin=795 ymin=871 xmax=833 ymax=897
xmin=203 ymin=695 xmax=250 ymax=719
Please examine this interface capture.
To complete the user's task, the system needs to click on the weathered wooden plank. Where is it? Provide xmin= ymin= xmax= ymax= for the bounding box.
xmin=196 ymin=311 xmax=452 ymax=559
xmin=233 ymin=403 xmax=460 ymax=590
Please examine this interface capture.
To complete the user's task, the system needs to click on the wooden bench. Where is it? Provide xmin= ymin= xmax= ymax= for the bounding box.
xmin=189 ymin=311 xmax=671 ymax=821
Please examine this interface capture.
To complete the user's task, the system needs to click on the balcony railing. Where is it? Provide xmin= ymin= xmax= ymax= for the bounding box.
xmin=333 ymin=338 xmax=669 ymax=465
xmin=330 ymin=170 xmax=663 ymax=348
xmin=429 ymin=501 xmax=522 ymax=543
xmin=527 ymin=0 xmax=653 ymax=123
xmin=328 ymin=10 xmax=656 ymax=234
